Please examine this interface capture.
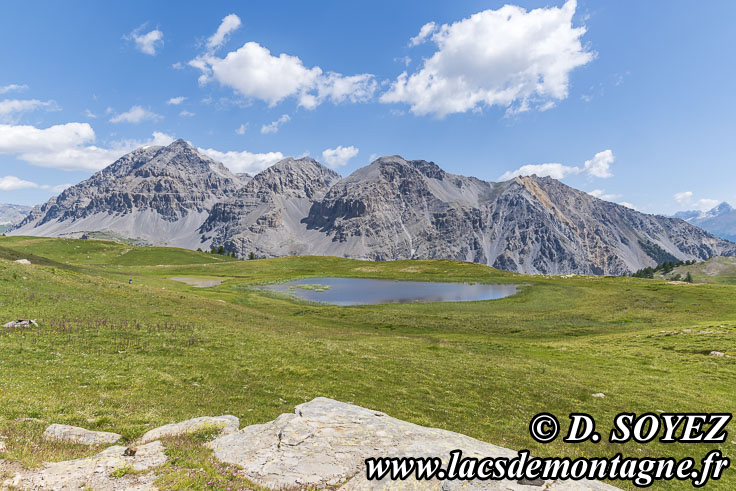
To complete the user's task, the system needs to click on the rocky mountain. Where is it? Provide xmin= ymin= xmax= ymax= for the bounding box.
xmin=0 ymin=204 xmax=32 ymax=232
xmin=673 ymin=202 xmax=736 ymax=242
xmin=11 ymin=139 xmax=243 ymax=247
xmin=10 ymin=144 xmax=736 ymax=274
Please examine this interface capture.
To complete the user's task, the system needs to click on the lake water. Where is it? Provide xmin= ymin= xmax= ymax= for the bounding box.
xmin=262 ymin=277 xmax=518 ymax=306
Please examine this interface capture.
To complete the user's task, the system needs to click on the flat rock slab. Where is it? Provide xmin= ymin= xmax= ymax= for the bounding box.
xmin=43 ymin=423 xmax=122 ymax=445
xmin=140 ymin=415 xmax=239 ymax=443
xmin=209 ymin=398 xmax=619 ymax=490
xmin=6 ymin=440 xmax=166 ymax=490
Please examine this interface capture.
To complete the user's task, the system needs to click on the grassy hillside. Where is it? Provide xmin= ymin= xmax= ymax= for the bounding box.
xmin=654 ymin=256 xmax=736 ymax=285
xmin=0 ymin=236 xmax=734 ymax=489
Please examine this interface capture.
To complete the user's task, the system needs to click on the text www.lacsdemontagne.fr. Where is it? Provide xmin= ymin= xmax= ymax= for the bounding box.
xmin=365 ymin=450 xmax=729 ymax=488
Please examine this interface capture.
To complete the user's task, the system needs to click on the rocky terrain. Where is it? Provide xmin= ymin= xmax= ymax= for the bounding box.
xmin=2 ymin=398 xmax=619 ymax=490
xmin=10 ymin=141 xmax=736 ymax=274
xmin=674 ymin=202 xmax=736 ymax=242
xmin=11 ymin=140 xmax=243 ymax=248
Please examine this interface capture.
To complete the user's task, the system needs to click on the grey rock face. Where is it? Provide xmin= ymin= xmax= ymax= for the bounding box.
xmin=139 ymin=415 xmax=239 ymax=443
xmin=43 ymin=424 xmax=121 ymax=445
xmin=10 ymin=139 xmax=244 ymax=248
xmin=209 ymin=397 xmax=618 ymax=490
xmin=210 ymin=155 xmax=735 ymax=274
xmin=200 ymin=156 xmax=341 ymax=257
xmin=10 ymin=147 xmax=736 ymax=274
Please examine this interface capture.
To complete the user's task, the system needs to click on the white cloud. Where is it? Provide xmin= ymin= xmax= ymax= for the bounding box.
xmin=235 ymin=123 xmax=248 ymax=135
xmin=260 ymin=114 xmax=290 ymax=134
xmin=199 ymin=147 xmax=284 ymax=174
xmin=588 ymin=189 xmax=621 ymax=201
xmin=381 ymin=1 xmax=593 ymax=118
xmin=206 ymin=14 xmax=242 ymax=51
xmin=321 ymin=145 xmax=359 ymax=169
xmin=0 ymin=175 xmax=73 ymax=193
xmin=0 ymin=99 xmax=59 ymax=121
xmin=109 ymin=105 xmax=162 ymax=124
xmin=126 ymin=25 xmax=163 ymax=55
xmin=583 ymin=149 xmax=614 ymax=178
xmin=84 ymin=109 xmax=97 ymax=118
xmin=409 ymin=22 xmax=437 ymax=47
xmin=190 ymin=21 xmax=376 ymax=109
xmin=179 ymin=110 xmax=195 ymax=117
xmin=172 ymin=62 xmax=185 ymax=70
xmin=0 ymin=84 xmax=28 ymax=95
xmin=673 ymin=191 xmax=720 ymax=212
xmin=0 ymin=122 xmax=174 ymax=171
xmin=499 ymin=149 xmax=614 ymax=181
xmin=166 ymin=96 xmax=186 ymax=105
xmin=619 ymin=202 xmax=638 ymax=210
xmin=0 ymin=175 xmax=38 ymax=191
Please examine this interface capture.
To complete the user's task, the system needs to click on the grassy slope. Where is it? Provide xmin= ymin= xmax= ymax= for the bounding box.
xmin=0 ymin=236 xmax=734 ymax=490
xmin=656 ymin=256 xmax=736 ymax=285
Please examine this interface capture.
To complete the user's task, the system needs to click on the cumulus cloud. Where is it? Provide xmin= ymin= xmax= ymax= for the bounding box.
xmin=619 ymin=202 xmax=638 ymax=210
xmin=499 ymin=149 xmax=614 ymax=181
xmin=409 ymin=22 xmax=437 ymax=47
xmin=588 ymin=189 xmax=621 ymax=201
xmin=0 ymin=175 xmax=38 ymax=191
xmin=206 ymin=14 xmax=242 ymax=51
xmin=126 ymin=25 xmax=163 ymax=55
xmin=674 ymin=191 xmax=720 ymax=212
xmin=260 ymin=114 xmax=290 ymax=134
xmin=235 ymin=123 xmax=248 ymax=135
xmin=179 ymin=110 xmax=195 ymax=117
xmin=0 ymin=84 xmax=28 ymax=95
xmin=0 ymin=99 xmax=59 ymax=121
xmin=109 ymin=105 xmax=162 ymax=124
xmin=166 ymin=96 xmax=186 ymax=105
xmin=321 ymin=145 xmax=359 ymax=169
xmin=0 ymin=122 xmax=173 ymax=171
xmin=0 ymin=176 xmax=71 ymax=193
xmin=381 ymin=0 xmax=593 ymax=117
xmin=199 ymin=147 xmax=284 ymax=174
xmin=189 ymin=19 xmax=376 ymax=109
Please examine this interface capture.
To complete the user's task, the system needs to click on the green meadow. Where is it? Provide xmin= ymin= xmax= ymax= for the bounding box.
xmin=0 ymin=236 xmax=733 ymax=489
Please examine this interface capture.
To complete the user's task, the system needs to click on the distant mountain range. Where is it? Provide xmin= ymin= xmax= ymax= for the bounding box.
xmin=673 ymin=202 xmax=736 ymax=242
xmin=10 ymin=139 xmax=736 ymax=275
xmin=0 ymin=203 xmax=32 ymax=233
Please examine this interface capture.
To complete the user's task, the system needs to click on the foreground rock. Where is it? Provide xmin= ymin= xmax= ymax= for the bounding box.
xmin=5 ymin=440 xmax=166 ymax=490
xmin=139 ymin=415 xmax=239 ymax=443
xmin=209 ymin=397 xmax=618 ymax=490
xmin=2 ymin=319 xmax=38 ymax=328
xmin=43 ymin=423 xmax=121 ymax=445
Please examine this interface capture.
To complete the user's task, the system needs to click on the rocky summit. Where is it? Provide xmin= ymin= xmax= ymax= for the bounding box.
xmin=10 ymin=142 xmax=736 ymax=274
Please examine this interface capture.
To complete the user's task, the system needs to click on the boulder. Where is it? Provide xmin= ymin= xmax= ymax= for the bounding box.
xmin=43 ymin=423 xmax=121 ymax=445
xmin=14 ymin=259 xmax=31 ymax=265
xmin=2 ymin=319 xmax=38 ymax=328
xmin=4 ymin=440 xmax=166 ymax=490
xmin=209 ymin=397 xmax=619 ymax=490
xmin=139 ymin=415 xmax=239 ymax=443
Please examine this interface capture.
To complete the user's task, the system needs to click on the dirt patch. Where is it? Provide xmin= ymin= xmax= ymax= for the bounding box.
xmin=169 ymin=277 xmax=222 ymax=288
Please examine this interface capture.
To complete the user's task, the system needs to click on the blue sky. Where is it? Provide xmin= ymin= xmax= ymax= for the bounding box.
xmin=1 ymin=1 xmax=735 ymax=214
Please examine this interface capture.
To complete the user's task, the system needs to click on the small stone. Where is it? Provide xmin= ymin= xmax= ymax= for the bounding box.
xmin=518 ymin=477 xmax=546 ymax=486
xmin=710 ymin=351 xmax=725 ymax=357
xmin=14 ymin=259 xmax=31 ymax=265
xmin=43 ymin=424 xmax=121 ymax=445
xmin=123 ymin=447 xmax=137 ymax=457
xmin=2 ymin=319 xmax=38 ymax=328
xmin=592 ymin=393 xmax=606 ymax=398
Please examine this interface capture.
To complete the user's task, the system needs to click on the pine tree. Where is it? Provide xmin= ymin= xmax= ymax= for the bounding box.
xmin=685 ymin=272 xmax=693 ymax=283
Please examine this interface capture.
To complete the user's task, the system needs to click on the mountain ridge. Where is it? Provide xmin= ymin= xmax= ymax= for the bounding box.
xmin=673 ymin=202 xmax=736 ymax=242
xmin=10 ymin=141 xmax=736 ymax=274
